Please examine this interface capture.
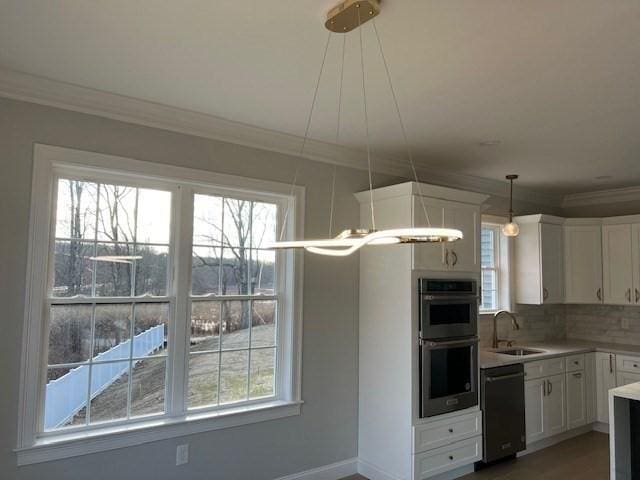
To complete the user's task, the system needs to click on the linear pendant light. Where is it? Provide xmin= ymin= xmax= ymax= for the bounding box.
xmin=268 ymin=0 xmax=462 ymax=256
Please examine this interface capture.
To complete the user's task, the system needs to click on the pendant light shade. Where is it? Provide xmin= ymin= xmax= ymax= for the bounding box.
xmin=502 ymin=174 xmax=519 ymax=237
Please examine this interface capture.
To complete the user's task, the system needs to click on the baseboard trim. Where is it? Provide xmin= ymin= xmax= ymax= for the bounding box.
xmin=519 ymin=424 xmax=597 ymax=456
xmin=275 ymin=458 xmax=358 ymax=480
xmin=593 ymin=422 xmax=610 ymax=434
xmin=357 ymin=458 xmax=402 ymax=480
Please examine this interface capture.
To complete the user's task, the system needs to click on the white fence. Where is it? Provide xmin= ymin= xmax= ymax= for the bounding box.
xmin=44 ymin=325 xmax=165 ymax=430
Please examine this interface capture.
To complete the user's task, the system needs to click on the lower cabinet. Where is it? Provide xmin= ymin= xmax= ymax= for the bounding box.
xmin=566 ymin=370 xmax=587 ymax=429
xmin=413 ymin=436 xmax=482 ymax=479
xmin=595 ymin=352 xmax=617 ymax=424
xmin=525 ymin=374 xmax=567 ymax=443
xmin=616 ymin=370 xmax=640 ymax=388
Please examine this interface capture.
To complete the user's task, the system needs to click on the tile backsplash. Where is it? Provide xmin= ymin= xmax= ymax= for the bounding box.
xmin=479 ymin=304 xmax=640 ymax=348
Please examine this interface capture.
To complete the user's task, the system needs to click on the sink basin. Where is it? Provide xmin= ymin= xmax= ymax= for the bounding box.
xmin=494 ymin=348 xmax=545 ymax=356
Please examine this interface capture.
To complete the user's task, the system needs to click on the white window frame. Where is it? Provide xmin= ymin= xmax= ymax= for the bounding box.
xmin=480 ymin=216 xmax=513 ymax=314
xmin=16 ymin=144 xmax=304 ymax=465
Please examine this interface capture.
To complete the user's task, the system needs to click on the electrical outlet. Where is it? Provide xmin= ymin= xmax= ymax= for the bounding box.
xmin=176 ymin=444 xmax=189 ymax=466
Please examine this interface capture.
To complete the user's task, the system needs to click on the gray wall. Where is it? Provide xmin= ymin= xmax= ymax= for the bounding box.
xmin=0 ymin=97 xmax=402 ymax=480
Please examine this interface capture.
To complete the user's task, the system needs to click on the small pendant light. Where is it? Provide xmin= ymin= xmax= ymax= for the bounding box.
xmin=502 ymin=174 xmax=520 ymax=237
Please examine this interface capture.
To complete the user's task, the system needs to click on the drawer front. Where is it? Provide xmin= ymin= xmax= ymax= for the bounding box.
xmin=566 ymin=354 xmax=585 ymax=372
xmin=414 ymin=436 xmax=482 ymax=480
xmin=524 ymin=357 xmax=565 ymax=380
xmin=616 ymin=355 xmax=640 ymax=374
xmin=413 ymin=411 xmax=482 ymax=453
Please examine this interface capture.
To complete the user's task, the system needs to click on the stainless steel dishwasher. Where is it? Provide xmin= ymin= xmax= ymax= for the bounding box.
xmin=479 ymin=363 xmax=526 ymax=464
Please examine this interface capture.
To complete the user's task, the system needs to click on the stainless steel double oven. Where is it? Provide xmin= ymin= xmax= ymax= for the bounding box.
xmin=419 ymin=278 xmax=479 ymax=418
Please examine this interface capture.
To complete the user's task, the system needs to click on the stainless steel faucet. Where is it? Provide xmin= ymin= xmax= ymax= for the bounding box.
xmin=492 ymin=310 xmax=520 ymax=349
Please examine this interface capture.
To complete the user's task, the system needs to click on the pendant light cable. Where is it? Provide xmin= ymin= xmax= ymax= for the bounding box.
xmin=372 ymin=19 xmax=431 ymax=228
xmin=279 ymin=31 xmax=333 ymax=242
xmin=358 ymin=7 xmax=376 ymax=231
xmin=329 ymin=33 xmax=347 ymax=237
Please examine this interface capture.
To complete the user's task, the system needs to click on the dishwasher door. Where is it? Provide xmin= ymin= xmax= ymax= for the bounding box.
xmin=481 ymin=363 xmax=526 ymax=463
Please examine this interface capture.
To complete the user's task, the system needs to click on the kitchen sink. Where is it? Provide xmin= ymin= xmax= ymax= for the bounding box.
xmin=494 ymin=348 xmax=545 ymax=356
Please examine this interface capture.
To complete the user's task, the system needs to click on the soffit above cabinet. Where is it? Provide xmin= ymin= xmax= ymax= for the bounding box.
xmin=354 ymin=181 xmax=489 ymax=206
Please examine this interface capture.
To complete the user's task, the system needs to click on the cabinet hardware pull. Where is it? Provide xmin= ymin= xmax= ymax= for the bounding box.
xmin=547 ymin=379 xmax=553 ymax=395
xmin=445 ymin=249 xmax=449 ymax=267
xmin=449 ymin=456 xmax=454 ymax=461
xmin=597 ymin=288 xmax=602 ymax=301
xmin=573 ymin=373 xmax=582 ymax=378
xmin=634 ymin=364 xmax=638 ymax=368
xmin=636 ymin=289 xmax=640 ymax=303
xmin=448 ymin=428 xmax=454 ymax=433
xmin=451 ymin=251 xmax=458 ymax=267
xmin=574 ymin=361 xmax=579 ymax=365
xmin=626 ymin=288 xmax=632 ymax=303
xmin=543 ymin=288 xmax=549 ymax=300
xmin=610 ymin=354 xmax=614 ymax=374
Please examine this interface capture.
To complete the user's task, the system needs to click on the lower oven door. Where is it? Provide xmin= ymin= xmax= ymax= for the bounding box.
xmin=420 ymin=337 xmax=478 ymax=418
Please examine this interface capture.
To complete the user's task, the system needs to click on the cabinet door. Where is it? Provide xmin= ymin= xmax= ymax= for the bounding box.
xmin=444 ymin=202 xmax=479 ymax=272
xmin=413 ymin=197 xmax=446 ymax=271
xmin=602 ymin=224 xmax=633 ymax=305
xmin=540 ymin=223 xmax=564 ymax=303
xmin=544 ymin=374 xmax=567 ymax=437
xmin=595 ymin=352 xmax=617 ymax=424
xmin=524 ymin=378 xmax=546 ymax=444
xmin=566 ymin=371 xmax=586 ymax=430
xmin=633 ymin=224 xmax=640 ymax=305
xmin=564 ymin=225 xmax=603 ymax=304
xmin=616 ymin=371 xmax=640 ymax=388
xmin=584 ymin=353 xmax=597 ymax=424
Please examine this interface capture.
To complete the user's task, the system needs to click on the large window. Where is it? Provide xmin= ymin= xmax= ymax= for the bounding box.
xmin=480 ymin=224 xmax=500 ymax=312
xmin=18 ymin=145 xmax=301 ymax=463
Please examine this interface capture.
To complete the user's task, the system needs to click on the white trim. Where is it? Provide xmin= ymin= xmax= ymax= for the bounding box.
xmin=0 ymin=67 xmax=562 ymax=208
xmin=16 ymin=401 xmax=302 ymax=466
xmin=274 ymin=457 xmax=358 ymax=480
xmin=17 ymin=144 xmax=304 ymax=462
xmin=563 ymin=185 xmax=640 ymax=208
xmin=357 ymin=458 xmax=402 ymax=480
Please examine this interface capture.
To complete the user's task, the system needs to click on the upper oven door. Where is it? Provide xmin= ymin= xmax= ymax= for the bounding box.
xmin=420 ymin=294 xmax=478 ymax=339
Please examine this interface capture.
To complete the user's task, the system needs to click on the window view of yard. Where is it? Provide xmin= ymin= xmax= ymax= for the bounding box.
xmin=45 ymin=178 xmax=278 ymax=430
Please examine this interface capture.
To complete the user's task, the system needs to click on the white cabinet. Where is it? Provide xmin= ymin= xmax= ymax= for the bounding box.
xmin=595 ymin=352 xmax=617 ymax=424
xmin=585 ymin=353 xmax=597 ymax=424
xmin=564 ymin=224 xmax=603 ymax=304
xmin=545 ymin=374 xmax=567 ymax=437
xmin=633 ymin=224 xmax=640 ymax=305
xmin=616 ymin=371 xmax=640 ymax=388
xmin=602 ymin=224 xmax=634 ymax=305
xmin=524 ymin=364 xmax=567 ymax=443
xmin=524 ymin=378 xmax=546 ymax=444
xmin=566 ymin=371 xmax=587 ymax=430
xmin=413 ymin=197 xmax=480 ymax=272
xmin=514 ymin=215 xmax=564 ymax=304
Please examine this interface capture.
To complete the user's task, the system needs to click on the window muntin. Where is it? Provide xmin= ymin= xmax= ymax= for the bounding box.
xmin=480 ymin=224 xmax=500 ymax=312
xmin=45 ymin=178 xmax=172 ymax=431
xmin=187 ymin=194 xmax=278 ymax=409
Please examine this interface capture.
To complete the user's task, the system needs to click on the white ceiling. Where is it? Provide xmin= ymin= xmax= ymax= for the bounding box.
xmin=2 ymin=0 xmax=640 ymax=195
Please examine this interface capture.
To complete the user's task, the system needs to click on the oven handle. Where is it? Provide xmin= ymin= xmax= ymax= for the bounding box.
xmin=422 ymin=295 xmax=479 ymax=301
xmin=421 ymin=337 xmax=479 ymax=349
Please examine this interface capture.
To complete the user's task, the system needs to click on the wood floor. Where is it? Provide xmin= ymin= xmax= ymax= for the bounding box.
xmin=342 ymin=431 xmax=609 ymax=480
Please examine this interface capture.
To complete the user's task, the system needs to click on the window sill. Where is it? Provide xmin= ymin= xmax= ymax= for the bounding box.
xmin=16 ymin=400 xmax=302 ymax=466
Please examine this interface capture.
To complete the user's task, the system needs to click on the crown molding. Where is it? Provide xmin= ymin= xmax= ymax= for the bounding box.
xmin=0 ymin=67 xmax=563 ymax=207
xmin=562 ymin=185 xmax=640 ymax=208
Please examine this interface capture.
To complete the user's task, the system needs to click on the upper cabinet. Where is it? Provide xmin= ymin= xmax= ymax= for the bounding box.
xmin=564 ymin=221 xmax=603 ymax=304
xmin=355 ymin=182 xmax=488 ymax=273
xmin=602 ymin=220 xmax=640 ymax=305
xmin=513 ymin=215 xmax=564 ymax=305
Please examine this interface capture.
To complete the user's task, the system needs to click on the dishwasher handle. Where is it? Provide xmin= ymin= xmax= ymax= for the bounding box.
xmin=485 ymin=372 xmax=525 ymax=382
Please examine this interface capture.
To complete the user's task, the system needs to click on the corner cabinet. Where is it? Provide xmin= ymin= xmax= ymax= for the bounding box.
xmin=602 ymin=221 xmax=640 ymax=306
xmin=513 ymin=215 xmax=565 ymax=304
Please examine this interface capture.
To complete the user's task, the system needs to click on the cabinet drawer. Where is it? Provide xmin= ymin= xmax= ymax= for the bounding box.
xmin=413 ymin=436 xmax=482 ymax=480
xmin=566 ymin=354 xmax=585 ymax=372
xmin=616 ymin=355 xmax=640 ymax=374
xmin=524 ymin=357 xmax=565 ymax=380
xmin=413 ymin=411 xmax=482 ymax=453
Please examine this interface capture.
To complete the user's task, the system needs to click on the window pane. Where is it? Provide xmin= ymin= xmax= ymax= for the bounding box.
xmin=48 ymin=305 xmax=93 ymax=365
xmin=223 ymin=198 xmax=251 ymax=248
xmin=136 ymin=188 xmax=171 ymax=244
xmin=251 ymin=201 xmax=277 ymax=249
xmin=53 ymin=240 xmax=94 ymax=297
xmin=251 ymin=301 xmax=276 ymax=348
xmin=251 ymin=249 xmax=275 ymax=294
xmin=481 ymin=228 xmax=496 ymax=268
xmin=97 ymin=184 xmax=137 ymax=242
xmin=193 ymin=194 xmax=223 ymax=246
xmin=55 ymin=179 xmax=98 ymax=240
xmin=481 ymin=269 xmax=498 ymax=311
xmin=219 ymin=350 xmax=249 ymax=404
xmin=133 ymin=303 xmax=168 ymax=357
xmin=44 ymin=365 xmax=89 ymax=430
xmin=88 ymin=360 xmax=130 ymax=424
xmin=130 ymin=357 xmax=166 ymax=417
xmin=94 ymin=243 xmax=134 ymax=296
xmin=221 ymin=247 xmax=249 ymax=295
xmin=93 ymin=304 xmax=132 ymax=359
xmin=191 ymin=246 xmax=221 ymax=295
xmin=188 ymin=353 xmax=219 ymax=408
xmin=134 ymin=245 xmax=169 ymax=296
xmin=250 ymin=348 xmax=275 ymax=399
xmin=190 ymin=301 xmax=221 ymax=352
xmin=221 ymin=301 xmax=250 ymax=350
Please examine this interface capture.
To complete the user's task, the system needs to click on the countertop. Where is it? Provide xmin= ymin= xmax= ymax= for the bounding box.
xmin=480 ymin=340 xmax=640 ymax=369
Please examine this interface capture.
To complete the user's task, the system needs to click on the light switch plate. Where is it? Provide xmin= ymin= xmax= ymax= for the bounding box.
xmin=176 ymin=444 xmax=189 ymax=466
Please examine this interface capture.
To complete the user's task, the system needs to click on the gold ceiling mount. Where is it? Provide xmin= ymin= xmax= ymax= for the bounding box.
xmin=325 ymin=0 xmax=381 ymax=33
